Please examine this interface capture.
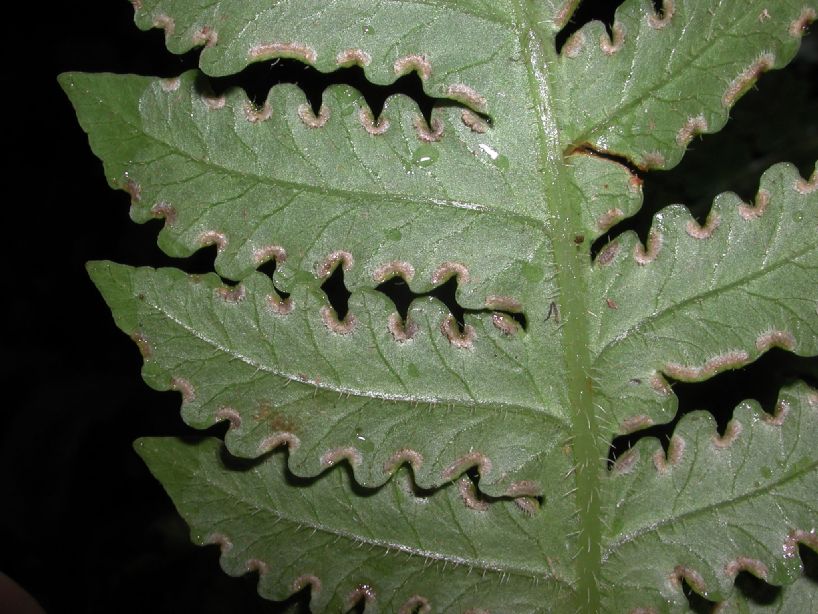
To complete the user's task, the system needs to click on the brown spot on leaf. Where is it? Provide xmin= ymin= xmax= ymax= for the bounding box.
xmin=413 ymin=115 xmax=444 ymax=142
xmin=394 ymin=54 xmax=431 ymax=80
xmin=249 ymin=42 xmax=317 ymax=64
xmin=722 ymin=53 xmax=775 ymax=108
xmin=336 ymin=48 xmax=371 ymax=67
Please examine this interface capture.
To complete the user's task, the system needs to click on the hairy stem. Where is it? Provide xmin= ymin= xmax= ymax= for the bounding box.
xmin=515 ymin=4 xmax=601 ymax=611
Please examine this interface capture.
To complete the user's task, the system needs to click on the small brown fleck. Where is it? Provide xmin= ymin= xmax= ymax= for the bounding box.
xmin=725 ymin=557 xmax=768 ymax=580
xmin=373 ymin=261 xmax=415 ymax=283
xmin=152 ymin=14 xmax=175 ymax=39
xmin=387 ymin=313 xmax=417 ymax=342
xmin=596 ymin=241 xmax=621 ymax=266
xmin=297 ymin=103 xmax=330 ymax=128
xmin=783 ymin=529 xmax=818 ymax=559
xmin=641 ymin=151 xmax=666 ymax=169
xmin=554 ymin=0 xmax=581 ymax=28
xmin=611 ymin=449 xmax=640 ymax=475
xmin=756 ymin=330 xmax=796 ymax=352
xmin=205 ymin=532 xmax=232 ymax=554
xmin=383 ymin=448 xmax=423 ymax=474
xmin=461 ymin=109 xmax=489 ymax=133
xmin=685 ymin=212 xmax=721 ymax=239
xmin=633 ymin=230 xmax=662 ymax=265
xmin=215 ymin=407 xmax=241 ymax=430
xmin=358 ymin=107 xmax=390 ymax=135
xmin=712 ymin=420 xmax=742 ymax=448
xmin=160 ymin=77 xmax=181 ymax=92
xmin=647 ymin=0 xmax=675 ymax=29
xmin=442 ymin=451 xmax=492 ymax=480
xmin=620 ymin=414 xmax=653 ymax=434
xmin=150 ymin=202 xmax=177 ymax=226
xmin=504 ymin=480 xmax=541 ymax=497
xmin=431 ymin=261 xmax=469 ymax=285
xmin=600 ymin=22 xmax=625 ymax=55
xmin=794 ymin=171 xmax=817 ymax=194
xmin=738 ymin=188 xmax=771 ymax=220
xmin=670 ymin=565 xmax=705 ymax=594
xmin=394 ymin=54 xmax=432 ymax=80
xmin=124 ymin=178 xmax=141 ymax=203
xmin=485 ymin=295 xmax=522 ymax=312
xmin=413 ymin=115 xmax=444 ymax=142
xmin=440 ymin=315 xmax=476 ymax=349
xmin=676 ymin=114 xmax=708 ymax=147
xmin=446 ymin=84 xmax=487 ymax=113
xmin=763 ymin=399 xmax=790 ymax=426
xmin=245 ymin=101 xmax=272 ymax=123
xmin=457 ymin=477 xmax=488 ymax=511
xmin=202 ymin=94 xmax=226 ymax=110
xmin=491 ymin=312 xmax=519 ymax=336
xmin=398 ymin=595 xmax=431 ymax=614
xmin=317 ymin=250 xmax=353 ymax=279
xmin=130 ymin=332 xmax=152 ymax=359
xmin=664 ymin=350 xmax=749 ymax=381
xmin=514 ymin=497 xmax=540 ymax=515
xmin=605 ymin=298 xmax=618 ymax=310
xmin=171 ymin=377 xmax=196 ymax=403
xmin=320 ymin=446 xmax=363 ymax=468
xmin=216 ymin=284 xmax=246 ymax=303
xmin=597 ymin=208 xmax=624 ymax=232
xmin=266 ymin=294 xmax=293 ymax=315
xmin=562 ymin=31 xmax=586 ymax=58
xmin=789 ymin=7 xmax=816 ymax=37
xmin=192 ymin=25 xmax=218 ymax=48
xmin=258 ymin=432 xmax=301 ymax=454
xmin=346 ymin=585 xmax=376 ymax=610
xmin=573 ymin=234 xmax=585 ymax=245
xmin=722 ymin=53 xmax=775 ymax=108
xmin=320 ymin=305 xmax=357 ymax=335
xmin=245 ymin=559 xmax=268 ymax=575
xmin=336 ymin=48 xmax=371 ymax=67
xmin=253 ymin=244 xmax=287 ymax=266
xmin=292 ymin=574 xmax=321 ymax=594
xmin=249 ymin=42 xmax=317 ymax=64
xmin=653 ymin=436 xmax=685 ymax=473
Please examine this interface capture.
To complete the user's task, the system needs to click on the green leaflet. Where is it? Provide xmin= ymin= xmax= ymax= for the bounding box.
xmin=63 ymin=0 xmax=818 ymax=612
xmin=136 ymin=384 xmax=818 ymax=611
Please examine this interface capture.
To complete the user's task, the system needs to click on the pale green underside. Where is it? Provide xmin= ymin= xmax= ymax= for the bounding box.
xmin=63 ymin=0 xmax=818 ymax=611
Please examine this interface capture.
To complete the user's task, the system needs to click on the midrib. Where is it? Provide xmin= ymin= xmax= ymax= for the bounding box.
xmin=512 ymin=5 xmax=601 ymax=612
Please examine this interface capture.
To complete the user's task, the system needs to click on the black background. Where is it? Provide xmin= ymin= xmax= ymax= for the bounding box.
xmin=3 ymin=1 xmax=817 ymax=612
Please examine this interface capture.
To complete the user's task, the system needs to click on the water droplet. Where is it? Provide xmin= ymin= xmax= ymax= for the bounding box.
xmin=355 ymin=433 xmax=374 ymax=453
xmin=385 ymin=228 xmax=401 ymax=241
xmin=412 ymin=144 xmax=438 ymax=168
xmin=794 ymin=211 xmax=804 ymax=222
xmin=407 ymin=363 xmax=420 ymax=378
xmin=362 ymin=24 xmax=375 ymax=35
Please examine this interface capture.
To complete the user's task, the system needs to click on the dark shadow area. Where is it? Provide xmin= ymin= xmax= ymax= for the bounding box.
xmin=320 ymin=264 xmax=352 ymax=321
xmin=735 ymin=571 xmax=781 ymax=606
xmin=682 ymin=579 xmax=716 ymax=614
xmin=204 ymin=59 xmax=440 ymax=122
xmin=11 ymin=0 xmax=817 ymax=612
xmin=376 ymin=276 xmax=527 ymax=332
xmin=802 ymin=543 xmax=818 ymax=582
xmin=609 ymin=349 xmax=818 ymax=462
xmin=257 ymin=258 xmax=291 ymax=300
xmin=555 ymin=0 xmax=624 ymax=53
xmin=592 ymin=34 xmax=818 ymax=258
